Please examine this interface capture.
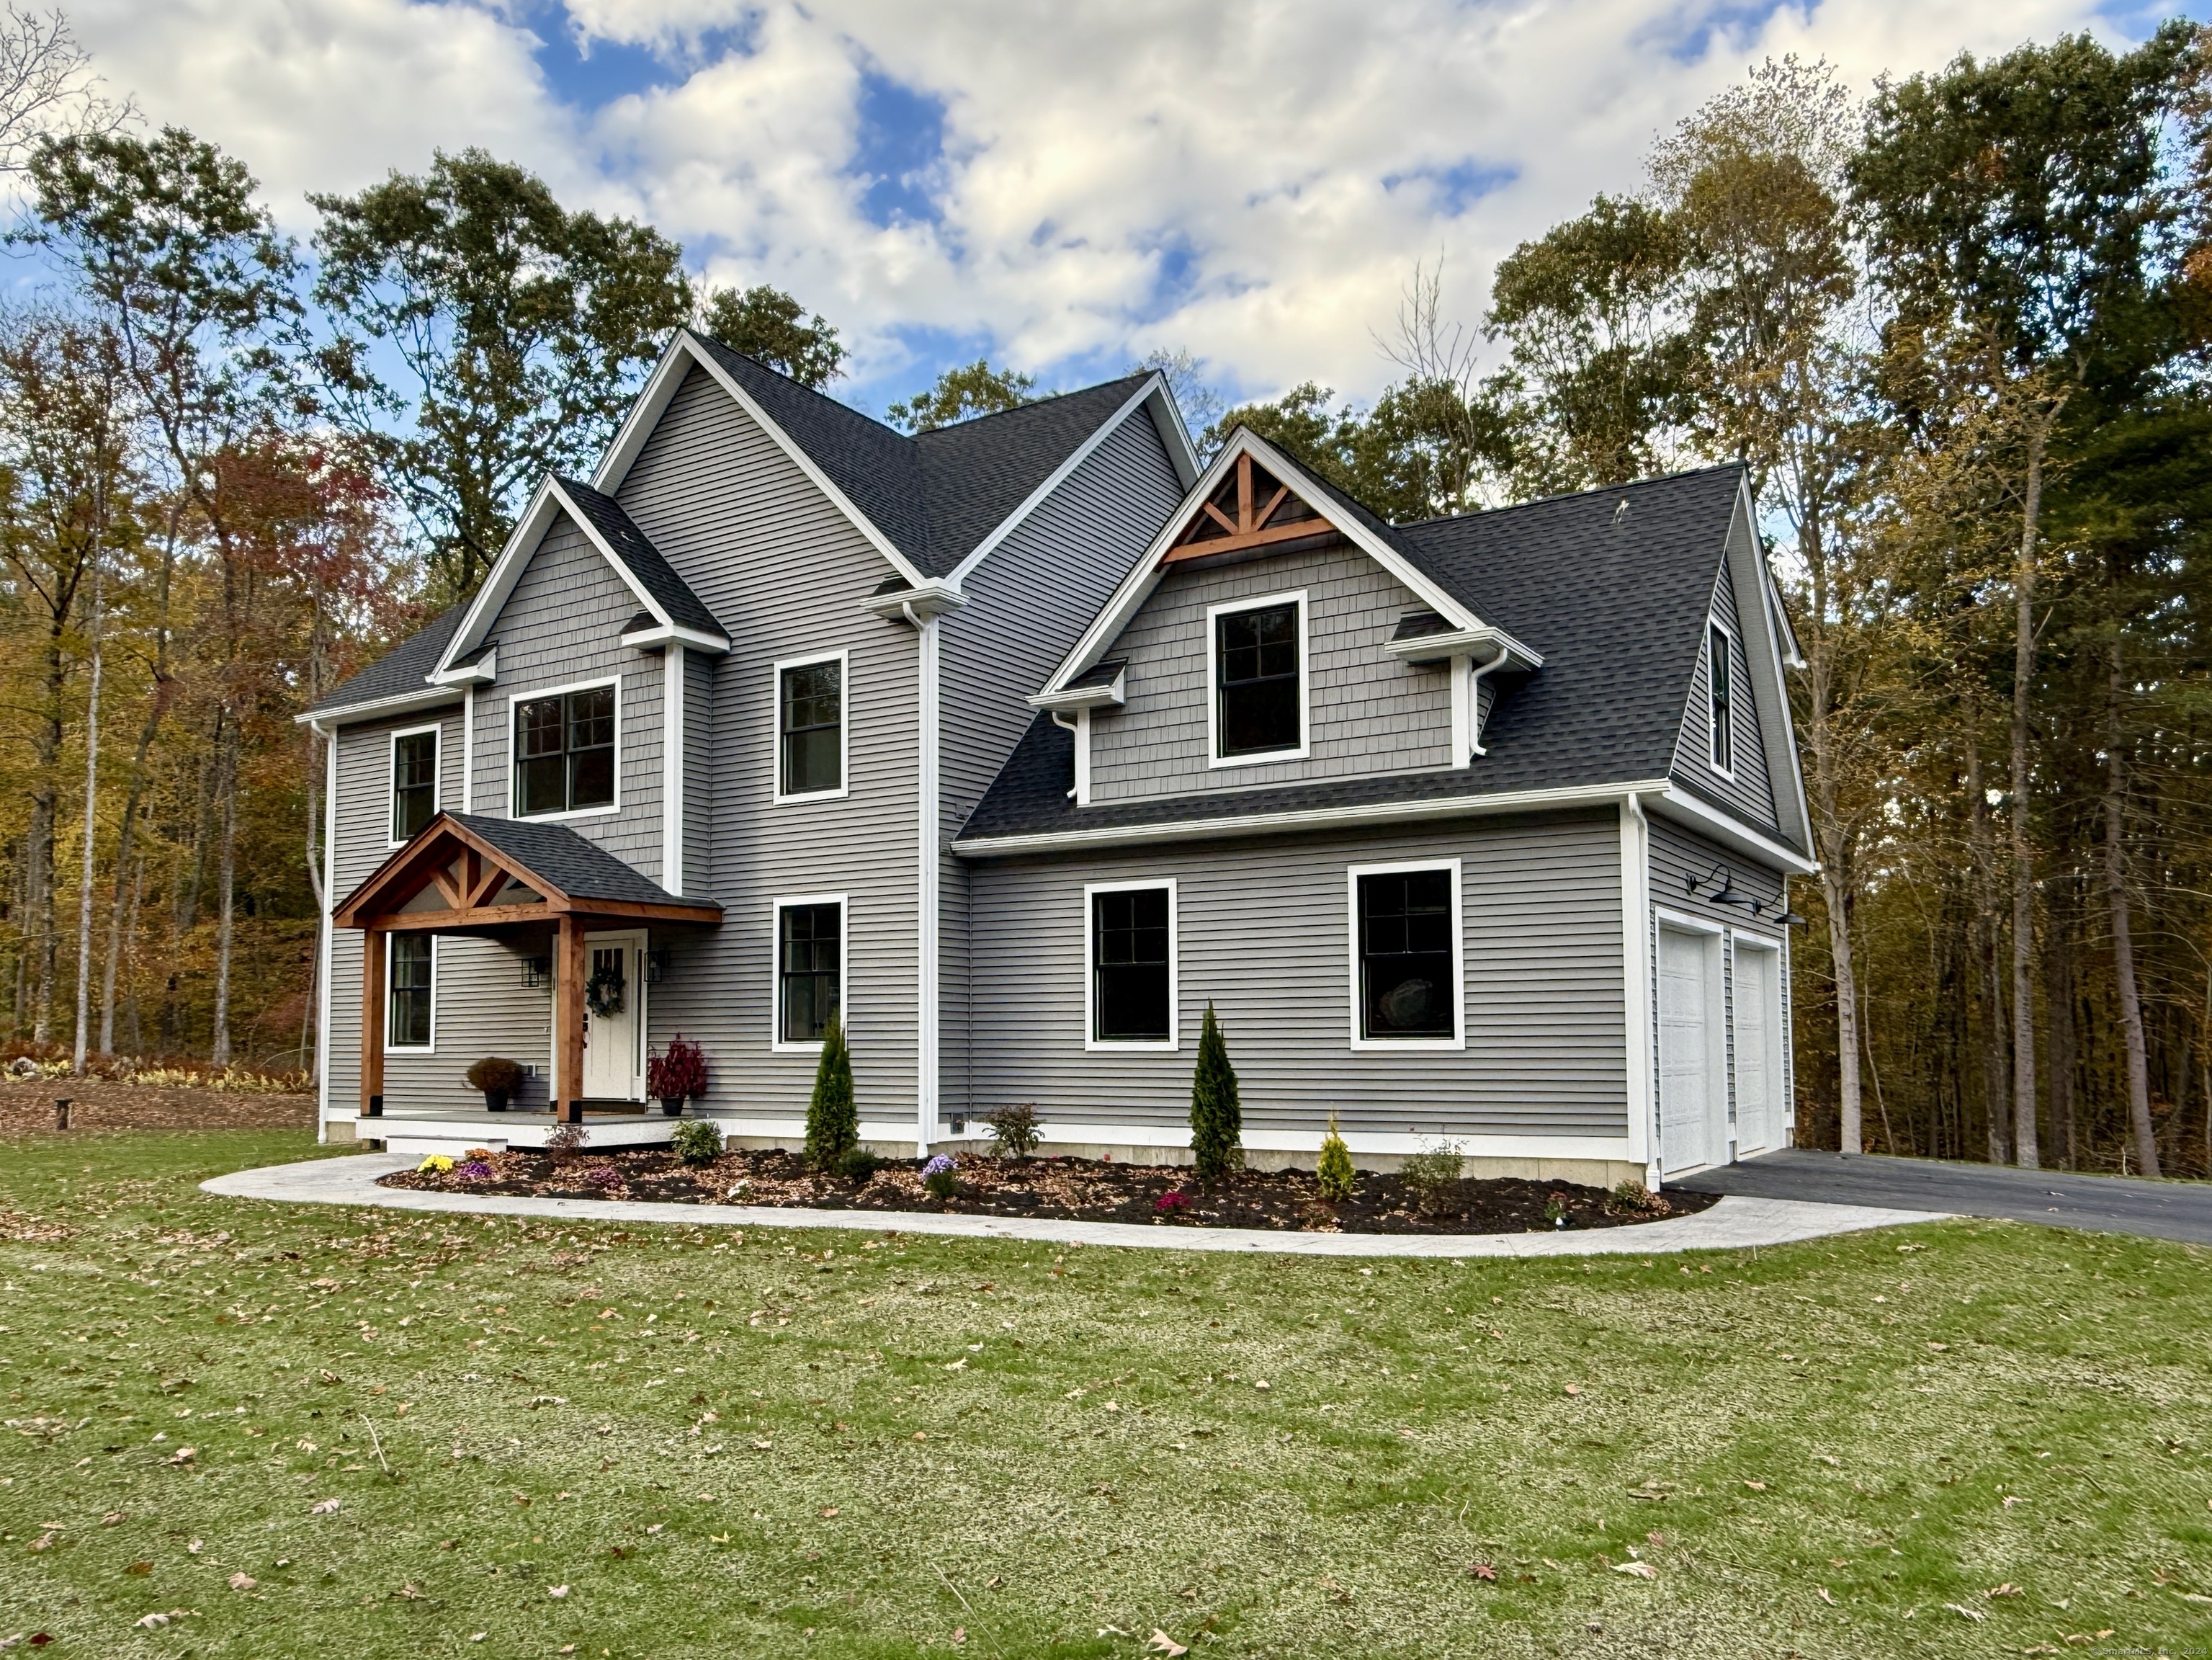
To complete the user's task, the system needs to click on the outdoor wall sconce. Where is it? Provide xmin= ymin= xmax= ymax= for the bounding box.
xmin=521 ymin=955 xmax=551 ymax=989
xmin=645 ymin=947 xmax=672 ymax=985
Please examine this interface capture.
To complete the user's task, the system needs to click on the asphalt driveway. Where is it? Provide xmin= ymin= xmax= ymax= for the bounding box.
xmin=1672 ymin=1147 xmax=2212 ymax=1245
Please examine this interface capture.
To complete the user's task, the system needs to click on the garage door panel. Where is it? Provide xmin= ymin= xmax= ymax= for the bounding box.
xmin=1658 ymin=927 xmax=1714 ymax=1174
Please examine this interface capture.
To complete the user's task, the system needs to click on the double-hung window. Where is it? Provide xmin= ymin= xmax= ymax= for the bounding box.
xmin=774 ymin=897 xmax=844 ymax=1048
xmin=513 ymin=682 xmax=616 ymax=817
xmin=389 ymin=726 xmax=439 ymax=843
xmin=387 ymin=934 xmax=434 ymax=1049
xmin=1088 ymin=882 xmax=1176 ymax=1047
xmin=1212 ymin=593 xmax=1305 ymax=762
xmin=1706 ymin=620 xmax=1734 ymax=775
xmin=1351 ymin=862 xmax=1461 ymax=1047
xmin=775 ymin=653 xmax=846 ymax=800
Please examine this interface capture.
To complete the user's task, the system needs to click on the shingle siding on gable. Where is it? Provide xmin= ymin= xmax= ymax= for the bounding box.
xmin=967 ymin=811 xmax=1627 ymax=1140
xmin=1670 ymin=548 xmax=1780 ymax=833
xmin=1087 ymin=543 xmax=1456 ymax=804
xmin=610 ymin=362 xmax=923 ymax=1120
xmin=936 ymin=411 xmax=1185 ymax=1112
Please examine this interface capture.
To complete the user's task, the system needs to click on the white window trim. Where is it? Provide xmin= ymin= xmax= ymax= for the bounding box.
xmin=1705 ymin=616 xmax=1738 ymax=781
xmin=770 ymin=892 xmax=848 ymax=1056
xmin=770 ymin=648 xmax=851 ymax=805
xmin=1206 ymin=589 xmax=1309 ymax=769
xmin=1347 ymin=857 xmax=1465 ymax=1051
xmin=1083 ymin=878 xmax=1180 ymax=1051
xmin=384 ymin=933 xmax=437 ymax=1054
xmin=387 ymin=722 xmax=442 ymax=847
xmin=506 ymin=674 xmax=622 ymax=822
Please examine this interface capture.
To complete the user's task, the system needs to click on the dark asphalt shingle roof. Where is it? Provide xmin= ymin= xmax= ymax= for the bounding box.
xmin=304 ymin=604 xmax=465 ymax=718
xmin=691 ymin=332 xmax=1153 ymax=577
xmin=555 ymin=478 xmax=725 ymax=638
xmin=957 ymin=464 xmax=1756 ymax=846
xmin=449 ymin=813 xmax=716 ymax=911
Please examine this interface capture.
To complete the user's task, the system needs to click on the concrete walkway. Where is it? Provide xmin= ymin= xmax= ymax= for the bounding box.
xmin=203 ymin=1153 xmax=1943 ymax=1259
xmin=1673 ymin=1148 xmax=2212 ymax=1246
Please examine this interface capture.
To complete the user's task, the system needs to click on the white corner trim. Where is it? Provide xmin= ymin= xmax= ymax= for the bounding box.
xmin=1347 ymin=857 xmax=1465 ymax=1051
xmin=663 ymin=645 xmax=684 ymax=896
xmin=460 ymin=687 xmax=475 ymax=814
xmin=917 ymin=619 xmax=941 ymax=1151
xmin=1621 ymin=795 xmax=1655 ymax=1172
xmin=385 ymin=721 xmax=442 ymax=848
xmin=1075 ymin=708 xmax=1092 ymax=806
xmin=1082 ymin=877 xmax=1180 ymax=1051
xmin=505 ymin=673 xmax=624 ymax=822
xmin=1205 ymin=588 xmax=1310 ymax=768
xmin=948 ymin=376 xmax=1167 ymax=585
xmin=770 ymin=892 xmax=850 ymax=1056
xmin=769 ymin=648 xmax=851 ymax=806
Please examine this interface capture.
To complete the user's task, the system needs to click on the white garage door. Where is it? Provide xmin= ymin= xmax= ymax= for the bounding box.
xmin=1658 ymin=926 xmax=1719 ymax=1174
xmin=1734 ymin=942 xmax=1781 ymax=1153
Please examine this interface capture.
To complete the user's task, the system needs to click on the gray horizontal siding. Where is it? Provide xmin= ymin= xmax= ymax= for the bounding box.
xmin=1088 ymin=542 xmax=1456 ymax=803
xmin=967 ymin=811 xmax=1627 ymax=1140
xmin=938 ymin=409 xmax=1186 ymax=1113
xmin=615 ymin=363 xmax=921 ymax=1119
xmin=1646 ymin=813 xmax=1785 ymax=937
xmin=1671 ymin=550 xmax=1780 ymax=832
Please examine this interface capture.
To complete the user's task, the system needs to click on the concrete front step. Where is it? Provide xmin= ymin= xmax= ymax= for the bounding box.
xmin=367 ymin=1112 xmax=683 ymax=1159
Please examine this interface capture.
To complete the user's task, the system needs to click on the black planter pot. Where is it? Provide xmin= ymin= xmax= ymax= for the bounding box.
xmin=484 ymin=1089 xmax=510 ymax=1112
xmin=661 ymin=1096 xmax=685 ymax=1117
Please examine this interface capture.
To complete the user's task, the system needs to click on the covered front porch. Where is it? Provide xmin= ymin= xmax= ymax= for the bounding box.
xmin=335 ymin=811 xmax=721 ymax=1131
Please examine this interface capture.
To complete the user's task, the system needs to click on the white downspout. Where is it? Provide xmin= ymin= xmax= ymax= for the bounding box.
xmin=662 ymin=644 xmax=684 ymax=895
xmin=1622 ymin=789 xmax=1660 ymax=1189
xmin=1464 ymin=646 xmax=1508 ymax=758
xmin=916 ymin=617 xmax=941 ymax=1156
xmin=460 ymin=685 xmax=475 ymax=813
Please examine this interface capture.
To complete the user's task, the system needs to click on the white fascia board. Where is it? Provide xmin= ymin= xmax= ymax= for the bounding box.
xmin=1028 ymin=666 xmax=1125 ymax=713
xmin=1034 ymin=426 xmax=1486 ymax=704
xmin=1724 ymin=476 xmax=1814 ymax=855
xmin=947 ymin=375 xmax=1169 ymax=586
xmin=431 ymin=479 xmax=563 ymax=681
xmin=429 ymin=647 xmax=496 ymax=688
xmin=861 ymin=578 xmax=967 ymax=624
xmin=292 ymin=685 xmax=462 ymax=728
xmin=630 ymin=331 xmax=933 ymax=592
xmin=1144 ymin=378 xmax=1204 ymax=488
xmin=1650 ymin=783 xmax=1818 ymax=876
xmin=1384 ymin=625 xmax=1544 ymax=670
xmin=953 ymin=777 xmax=1670 ymax=858
xmin=620 ymin=622 xmax=730 ymax=654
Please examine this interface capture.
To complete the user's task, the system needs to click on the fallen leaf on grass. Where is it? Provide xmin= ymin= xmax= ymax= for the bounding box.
xmin=1986 ymin=1583 xmax=2023 ymax=1598
xmin=1817 ymin=1588 xmax=1836 ymax=1605
xmin=1612 ymin=1561 xmax=1658 ymax=1579
xmin=2173 ymin=1591 xmax=2212 ymax=1605
xmin=1147 ymin=1631 xmax=1188 ymax=1656
xmin=164 ymin=1447 xmax=195 ymax=1465
xmin=2002 ymin=1496 xmax=2025 ymax=1509
xmin=1742 ymin=1480 xmax=1766 ymax=1491
xmin=547 ymin=1585 xmax=568 ymax=1599
xmin=1469 ymin=1562 xmax=1497 ymax=1581
xmin=226 ymin=1573 xmax=255 ymax=1592
xmin=1943 ymin=1604 xmax=1986 ymax=1623
xmin=309 ymin=1499 xmax=340 ymax=1515
xmin=820 ymin=1507 xmax=839 ymax=1518
xmin=1563 ymin=1384 xmax=1581 ymax=1396
xmin=126 ymin=1562 xmax=151 ymax=1576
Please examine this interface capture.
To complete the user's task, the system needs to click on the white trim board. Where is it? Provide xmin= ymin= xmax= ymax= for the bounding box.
xmin=383 ymin=933 xmax=438 ymax=1056
xmin=1346 ymin=857 xmax=1466 ymax=1051
xmin=1703 ymin=610 xmax=1739 ymax=781
xmin=769 ymin=648 xmax=851 ymax=806
xmin=1206 ymin=588 xmax=1310 ymax=768
xmin=505 ymin=674 xmax=624 ymax=823
xmin=1083 ymin=878 xmax=1181 ymax=1052
xmin=769 ymin=892 xmax=850 ymax=1056
xmin=661 ymin=646 xmax=684 ymax=894
xmin=386 ymin=721 xmax=442 ymax=848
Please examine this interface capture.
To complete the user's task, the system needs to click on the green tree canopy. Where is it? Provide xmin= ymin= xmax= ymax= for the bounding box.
xmin=695 ymin=282 xmax=846 ymax=388
xmin=885 ymin=358 xmax=1036 ymax=432
xmin=308 ymin=148 xmax=692 ymax=598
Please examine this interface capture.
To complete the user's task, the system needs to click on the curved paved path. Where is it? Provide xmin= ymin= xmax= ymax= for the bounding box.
xmin=1673 ymin=1148 xmax=2212 ymax=1245
xmin=203 ymin=1153 xmax=1943 ymax=1259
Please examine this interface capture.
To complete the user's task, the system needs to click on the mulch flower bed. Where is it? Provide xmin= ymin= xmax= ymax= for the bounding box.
xmin=380 ymin=1146 xmax=1721 ymax=1234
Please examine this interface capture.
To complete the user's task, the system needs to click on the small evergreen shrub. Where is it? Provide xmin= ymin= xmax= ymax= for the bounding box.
xmin=1400 ymin=1141 xmax=1464 ymax=1214
xmin=465 ymin=1057 xmax=524 ymax=1094
xmin=669 ymin=1118 xmax=723 ymax=1166
xmin=1188 ymin=1002 xmax=1242 ymax=1182
xmin=1316 ymin=1114 xmax=1356 ymax=1203
xmin=984 ymin=1102 xmax=1042 ymax=1161
xmin=921 ymin=1153 xmax=958 ymax=1200
xmin=804 ymin=1014 xmax=858 ymax=1169
xmin=836 ymin=1146 xmax=880 ymax=1183
xmin=1606 ymin=1179 xmax=1669 ymax=1217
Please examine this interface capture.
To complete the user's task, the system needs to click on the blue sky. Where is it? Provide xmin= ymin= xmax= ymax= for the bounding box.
xmin=63 ymin=0 xmax=2202 ymax=422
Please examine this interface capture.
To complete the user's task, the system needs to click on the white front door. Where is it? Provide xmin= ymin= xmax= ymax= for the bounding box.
xmin=581 ymin=930 xmax=646 ymax=1102
xmin=1658 ymin=925 xmax=1721 ymax=1173
xmin=1734 ymin=940 xmax=1782 ymax=1153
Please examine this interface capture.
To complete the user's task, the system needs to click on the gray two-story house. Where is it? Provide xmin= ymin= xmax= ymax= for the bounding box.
xmin=305 ymin=329 xmax=1813 ymax=1190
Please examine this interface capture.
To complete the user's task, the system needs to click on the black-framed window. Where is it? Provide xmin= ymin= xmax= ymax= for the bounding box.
xmin=514 ymin=685 xmax=616 ymax=816
xmin=390 ymin=730 xmax=437 ymax=842
xmin=778 ymin=902 xmax=842 ymax=1044
xmin=388 ymin=934 xmax=433 ymax=1048
xmin=779 ymin=659 xmax=843 ymax=796
xmin=1092 ymin=887 xmax=1170 ymax=1042
xmin=1358 ymin=870 xmax=1454 ymax=1040
xmin=1216 ymin=601 xmax=1301 ymax=757
xmin=1708 ymin=622 xmax=1733 ymax=772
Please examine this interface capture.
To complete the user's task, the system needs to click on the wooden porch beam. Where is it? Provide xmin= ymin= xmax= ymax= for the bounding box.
xmin=555 ymin=913 xmax=586 ymax=1125
xmin=360 ymin=932 xmax=385 ymax=1118
xmin=1160 ymin=517 xmax=1343 ymax=563
xmin=359 ymin=896 xmax=716 ymax=934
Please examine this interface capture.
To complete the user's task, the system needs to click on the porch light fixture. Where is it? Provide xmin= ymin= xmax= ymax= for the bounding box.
xmin=521 ymin=955 xmax=551 ymax=989
xmin=645 ymin=947 xmax=671 ymax=985
xmin=1685 ymin=861 xmax=1765 ymax=916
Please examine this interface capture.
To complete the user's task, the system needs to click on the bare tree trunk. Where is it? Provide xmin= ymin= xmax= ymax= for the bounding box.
xmin=210 ymin=715 xmax=239 ymax=1068
xmin=2046 ymin=901 xmax=2075 ymax=1170
xmin=70 ymin=534 xmax=103 ymax=1074
xmin=2104 ymin=641 xmax=2158 ymax=1177
xmin=1799 ymin=510 xmax=1863 ymax=1154
xmin=1965 ymin=730 xmax=2012 ymax=1164
xmin=101 ymin=519 xmax=175 ymax=1055
xmin=122 ymin=847 xmax=143 ymax=1056
xmin=2007 ymin=425 xmax=2047 ymax=1169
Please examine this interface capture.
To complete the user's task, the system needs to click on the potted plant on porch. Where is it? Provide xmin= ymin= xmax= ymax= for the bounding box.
xmin=465 ymin=1056 xmax=525 ymax=1112
xmin=647 ymin=1035 xmax=708 ymax=1117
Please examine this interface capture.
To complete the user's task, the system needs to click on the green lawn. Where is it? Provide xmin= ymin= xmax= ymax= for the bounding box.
xmin=2 ymin=1131 xmax=2209 ymax=1659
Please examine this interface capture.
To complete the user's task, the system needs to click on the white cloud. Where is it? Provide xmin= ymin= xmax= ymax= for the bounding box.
xmin=64 ymin=0 xmax=2128 ymax=407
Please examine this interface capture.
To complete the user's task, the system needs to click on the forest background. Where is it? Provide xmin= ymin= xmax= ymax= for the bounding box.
xmin=1 ymin=7 xmax=2206 ymax=1176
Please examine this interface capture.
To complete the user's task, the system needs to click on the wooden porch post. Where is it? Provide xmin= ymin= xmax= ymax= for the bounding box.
xmin=360 ymin=929 xmax=385 ymax=1117
xmin=555 ymin=913 xmax=586 ymax=1124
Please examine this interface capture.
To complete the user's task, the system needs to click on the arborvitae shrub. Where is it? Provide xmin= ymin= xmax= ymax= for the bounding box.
xmin=805 ymin=1014 xmax=857 ymax=1169
xmin=1316 ymin=1113 xmax=1356 ymax=1202
xmin=1189 ymin=1001 xmax=1242 ymax=1182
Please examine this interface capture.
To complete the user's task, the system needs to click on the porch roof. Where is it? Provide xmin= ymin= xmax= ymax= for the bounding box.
xmin=333 ymin=811 xmax=720 ymax=932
